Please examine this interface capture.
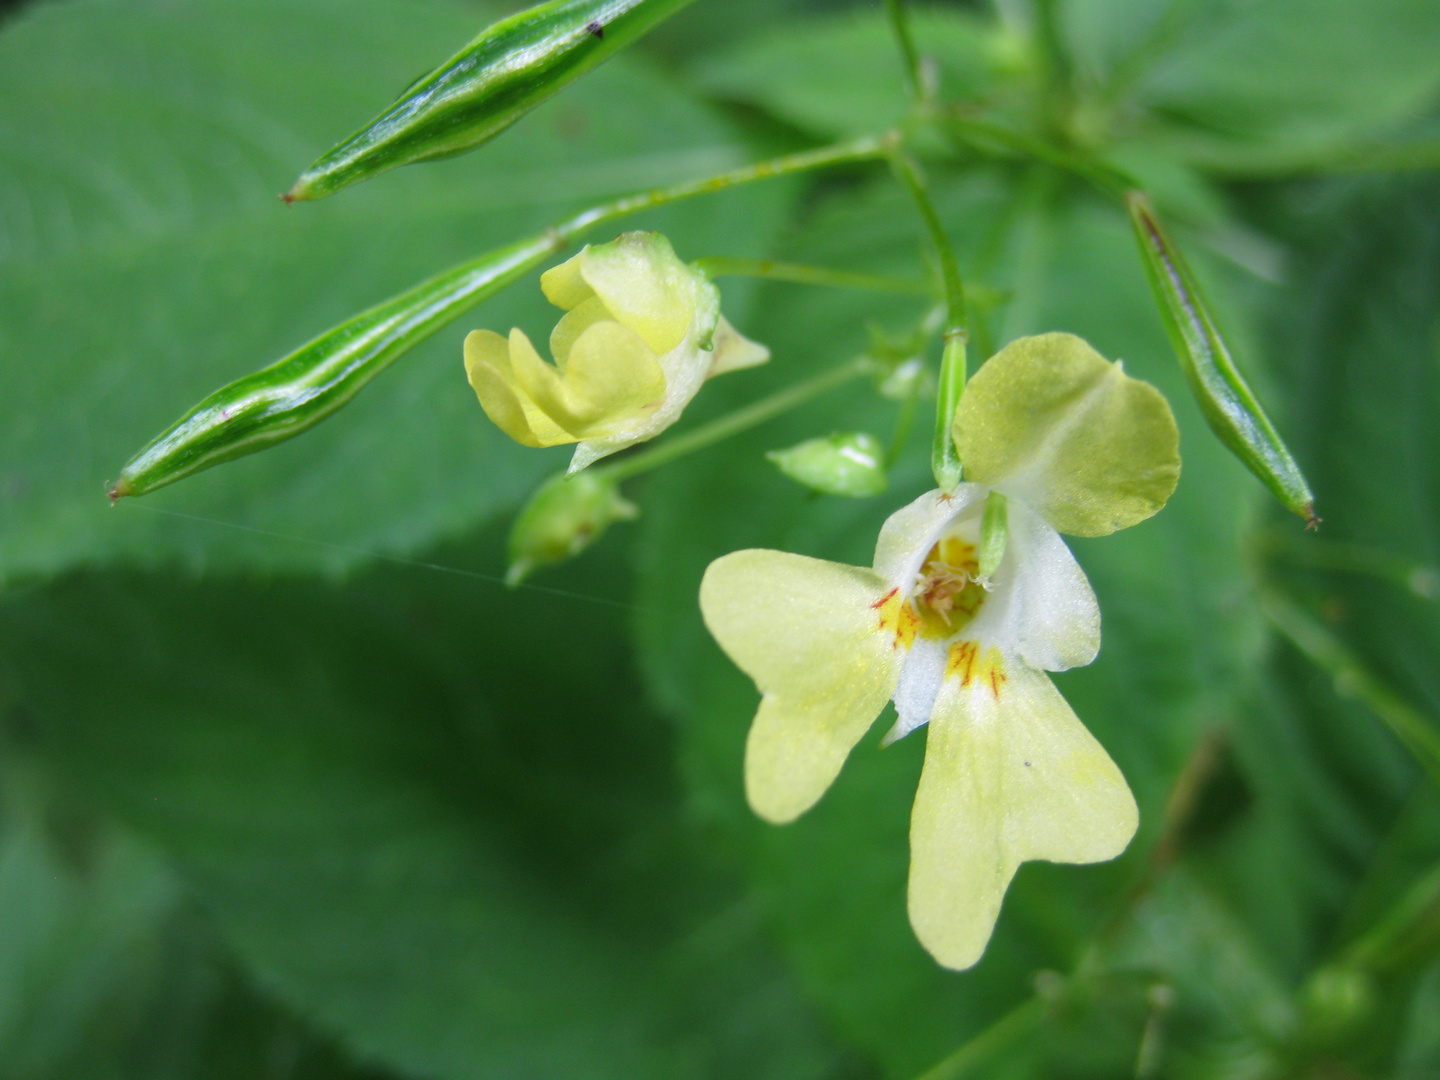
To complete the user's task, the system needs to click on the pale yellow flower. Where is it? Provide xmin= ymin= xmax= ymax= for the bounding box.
xmin=465 ymin=231 xmax=768 ymax=472
xmin=700 ymin=333 xmax=1180 ymax=970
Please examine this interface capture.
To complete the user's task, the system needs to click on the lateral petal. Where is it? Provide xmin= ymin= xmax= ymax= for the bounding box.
xmin=966 ymin=499 xmax=1100 ymax=672
xmin=463 ymin=330 xmax=566 ymax=447
xmin=908 ymin=660 xmax=1137 ymax=970
xmin=955 ymin=333 xmax=1180 ymax=537
xmin=700 ymin=550 xmax=900 ymax=824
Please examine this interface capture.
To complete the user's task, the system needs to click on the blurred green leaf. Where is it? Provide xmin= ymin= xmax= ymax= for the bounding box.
xmin=0 ymin=0 xmax=790 ymax=581
xmin=1110 ymin=0 xmax=1440 ymax=172
xmin=631 ymin=167 xmax=1262 ymax=1076
xmin=692 ymin=8 xmax=1012 ymax=140
xmin=0 ymin=747 xmax=395 ymax=1080
xmin=0 ymin=531 xmax=854 ymax=1080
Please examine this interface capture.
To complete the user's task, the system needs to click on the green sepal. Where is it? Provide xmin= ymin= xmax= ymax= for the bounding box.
xmin=766 ymin=432 xmax=888 ymax=498
xmin=110 ymin=233 xmax=562 ymax=500
xmin=1127 ymin=191 xmax=1317 ymax=524
xmin=976 ymin=490 xmax=1007 ymax=582
xmin=507 ymin=469 xmax=638 ymax=585
xmin=287 ymin=0 xmax=698 ymax=203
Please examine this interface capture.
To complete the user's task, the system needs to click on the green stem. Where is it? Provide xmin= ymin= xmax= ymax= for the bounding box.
xmin=1258 ymin=585 xmax=1440 ymax=788
xmin=593 ymin=357 xmax=872 ymax=484
xmin=889 ymin=150 xmax=969 ymax=489
xmin=885 ymin=0 xmax=924 ymax=102
xmin=912 ymin=996 xmax=1049 ymax=1080
xmin=554 ymin=134 xmax=887 ymax=239
xmin=694 ymin=257 xmax=933 ymax=297
xmin=940 ymin=110 xmax=1136 ymax=199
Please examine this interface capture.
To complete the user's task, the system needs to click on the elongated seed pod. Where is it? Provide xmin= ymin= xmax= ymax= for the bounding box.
xmin=109 ymin=233 xmax=561 ymax=500
xmin=287 ymin=0 xmax=698 ymax=203
xmin=1126 ymin=192 xmax=1316 ymax=523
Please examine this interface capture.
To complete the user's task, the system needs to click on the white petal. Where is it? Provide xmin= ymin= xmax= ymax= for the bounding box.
xmin=872 ymin=485 xmax=988 ymax=588
xmin=965 ymin=499 xmax=1100 ymax=672
xmin=699 ymin=550 xmax=900 ymax=823
xmin=908 ymin=659 xmax=1137 ymax=970
xmin=885 ymin=637 xmax=947 ymax=745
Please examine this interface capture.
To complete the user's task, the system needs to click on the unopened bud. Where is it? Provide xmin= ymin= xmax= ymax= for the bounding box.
xmin=506 ymin=471 xmax=637 ymax=585
xmin=767 ymin=433 xmax=888 ymax=498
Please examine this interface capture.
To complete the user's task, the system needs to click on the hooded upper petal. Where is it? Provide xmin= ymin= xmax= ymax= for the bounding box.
xmin=907 ymin=658 xmax=1138 ymax=970
xmin=540 ymin=231 xmax=714 ymax=354
xmin=955 ymin=333 xmax=1180 ymax=537
xmin=700 ymin=550 xmax=901 ymax=824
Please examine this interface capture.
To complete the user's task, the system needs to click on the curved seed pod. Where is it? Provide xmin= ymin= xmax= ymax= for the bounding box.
xmin=1127 ymin=192 xmax=1316 ymax=524
xmin=109 ymin=233 xmax=560 ymax=500
xmin=287 ymin=0 xmax=698 ymax=203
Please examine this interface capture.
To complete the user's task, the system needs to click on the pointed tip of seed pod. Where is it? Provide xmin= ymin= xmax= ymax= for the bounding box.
xmin=282 ymin=176 xmax=316 ymax=204
xmin=106 ymin=478 xmax=133 ymax=504
xmin=504 ymin=560 xmax=531 ymax=588
xmin=1301 ymin=503 xmax=1321 ymax=530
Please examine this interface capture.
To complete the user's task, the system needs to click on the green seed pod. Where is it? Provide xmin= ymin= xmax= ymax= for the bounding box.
xmin=1127 ymin=192 xmax=1316 ymax=524
xmin=287 ymin=0 xmax=698 ymax=203
xmin=507 ymin=470 xmax=637 ymax=585
xmin=109 ymin=233 xmax=561 ymax=500
xmin=767 ymin=432 xmax=888 ymax=498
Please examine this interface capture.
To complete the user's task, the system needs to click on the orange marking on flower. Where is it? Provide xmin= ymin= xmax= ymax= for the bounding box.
xmin=875 ymin=588 xmax=919 ymax=651
xmin=945 ymin=641 xmax=1007 ymax=697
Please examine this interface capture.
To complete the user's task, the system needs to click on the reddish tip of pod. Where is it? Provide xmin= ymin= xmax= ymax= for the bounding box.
xmin=1302 ymin=503 xmax=1321 ymax=530
xmin=280 ymin=190 xmax=297 ymax=206
xmin=106 ymin=478 xmax=133 ymax=504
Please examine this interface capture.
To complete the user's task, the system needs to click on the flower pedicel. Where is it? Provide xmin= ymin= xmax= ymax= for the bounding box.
xmin=700 ymin=332 xmax=1181 ymax=970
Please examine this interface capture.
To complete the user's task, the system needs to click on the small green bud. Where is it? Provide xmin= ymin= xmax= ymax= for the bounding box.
xmin=506 ymin=470 xmax=637 ymax=585
xmin=976 ymin=491 xmax=1008 ymax=582
xmin=1301 ymin=965 xmax=1375 ymax=1042
xmin=879 ymin=357 xmax=931 ymax=401
xmin=767 ymin=433 xmax=888 ymax=498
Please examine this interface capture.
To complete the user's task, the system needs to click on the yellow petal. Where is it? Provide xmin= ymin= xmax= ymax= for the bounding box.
xmin=538 ymin=250 xmax=593 ymax=311
xmin=705 ymin=315 xmax=771 ymax=378
xmin=908 ymin=659 xmax=1137 ymax=970
xmin=576 ymin=233 xmax=702 ymax=355
xmin=464 ymin=330 xmax=567 ymax=447
xmin=549 ymin=296 xmax=610 ymax=370
xmin=955 ymin=333 xmax=1180 ymax=537
xmin=700 ymin=550 xmax=900 ymax=824
xmin=553 ymin=320 xmax=666 ymax=436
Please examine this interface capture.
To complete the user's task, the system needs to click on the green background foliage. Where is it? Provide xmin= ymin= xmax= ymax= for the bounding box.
xmin=1 ymin=1 xmax=1437 ymax=1077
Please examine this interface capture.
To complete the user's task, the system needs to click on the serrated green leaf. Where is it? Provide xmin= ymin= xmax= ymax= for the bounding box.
xmin=0 ymin=0 xmax=791 ymax=581
xmin=692 ymin=8 xmax=1013 ymax=140
xmin=1128 ymin=0 xmax=1440 ymax=172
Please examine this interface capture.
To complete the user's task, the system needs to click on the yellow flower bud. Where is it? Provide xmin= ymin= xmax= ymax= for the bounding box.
xmin=465 ymin=232 xmax=768 ymax=472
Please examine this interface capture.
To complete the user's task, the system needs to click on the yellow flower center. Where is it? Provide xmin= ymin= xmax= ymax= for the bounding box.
xmin=912 ymin=536 xmax=987 ymax=639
